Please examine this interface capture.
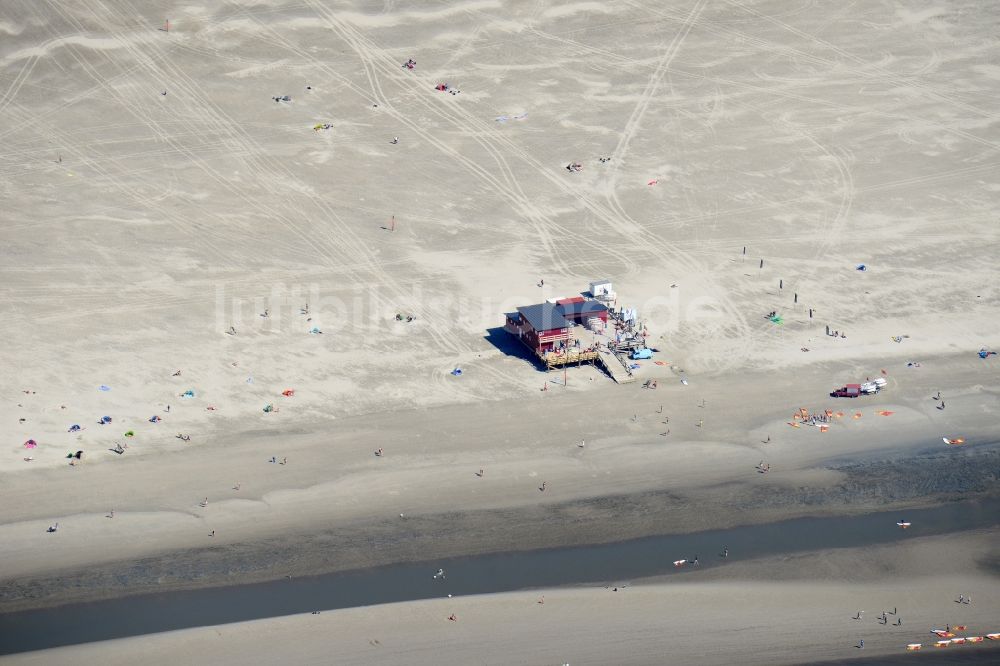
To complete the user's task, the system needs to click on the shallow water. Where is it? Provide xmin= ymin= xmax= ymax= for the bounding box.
xmin=1 ymin=497 xmax=997 ymax=655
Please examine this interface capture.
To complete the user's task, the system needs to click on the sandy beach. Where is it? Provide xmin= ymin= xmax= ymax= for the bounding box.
xmin=1 ymin=0 xmax=999 ymax=662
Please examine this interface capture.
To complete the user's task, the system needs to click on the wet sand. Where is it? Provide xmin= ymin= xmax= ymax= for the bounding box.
xmin=3 ymin=531 xmax=999 ymax=666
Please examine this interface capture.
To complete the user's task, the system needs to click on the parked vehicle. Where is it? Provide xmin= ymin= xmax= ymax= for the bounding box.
xmin=831 ymin=384 xmax=861 ymax=398
xmin=832 ymin=377 xmax=885 ymax=398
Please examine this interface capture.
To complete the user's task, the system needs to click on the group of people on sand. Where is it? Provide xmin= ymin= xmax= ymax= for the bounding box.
xmin=567 ymin=156 xmax=612 ymax=171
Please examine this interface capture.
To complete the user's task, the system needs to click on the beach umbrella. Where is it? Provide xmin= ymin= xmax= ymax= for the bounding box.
xmin=68 ymin=424 xmax=81 ymax=432
xmin=124 ymin=430 xmax=135 ymax=438
xmin=99 ymin=416 xmax=112 ymax=424
xmin=23 ymin=439 xmax=37 ymax=449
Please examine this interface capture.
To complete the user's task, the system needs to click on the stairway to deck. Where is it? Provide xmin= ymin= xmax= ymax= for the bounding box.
xmin=597 ymin=348 xmax=635 ymax=384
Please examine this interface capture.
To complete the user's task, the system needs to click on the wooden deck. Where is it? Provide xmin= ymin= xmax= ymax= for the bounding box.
xmin=539 ymin=348 xmax=599 ymax=369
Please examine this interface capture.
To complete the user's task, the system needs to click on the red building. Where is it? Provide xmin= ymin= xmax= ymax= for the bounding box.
xmin=504 ymin=302 xmax=572 ymax=353
xmin=557 ymin=299 xmax=609 ymax=325
xmin=504 ymin=300 xmax=609 ymax=354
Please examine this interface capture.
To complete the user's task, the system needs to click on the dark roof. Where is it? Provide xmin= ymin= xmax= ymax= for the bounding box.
xmin=517 ymin=303 xmax=569 ymax=331
xmin=558 ymin=300 xmax=608 ymax=317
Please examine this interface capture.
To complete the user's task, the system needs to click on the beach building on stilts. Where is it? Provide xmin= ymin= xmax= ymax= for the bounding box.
xmin=503 ymin=281 xmax=647 ymax=383
xmin=504 ymin=302 xmax=583 ymax=361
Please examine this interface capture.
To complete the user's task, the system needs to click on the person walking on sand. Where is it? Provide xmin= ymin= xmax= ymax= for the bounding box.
xmin=859 ymin=639 xmax=864 ymax=649
xmin=210 ymin=530 xmax=215 ymax=537
xmin=540 ymin=481 xmax=546 ymax=492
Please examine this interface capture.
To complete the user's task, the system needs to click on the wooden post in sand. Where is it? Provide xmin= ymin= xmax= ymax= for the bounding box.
xmin=390 ymin=215 xmax=395 ymax=232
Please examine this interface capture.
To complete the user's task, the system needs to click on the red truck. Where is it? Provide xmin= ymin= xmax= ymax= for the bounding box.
xmin=830 ymin=384 xmax=861 ymax=398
